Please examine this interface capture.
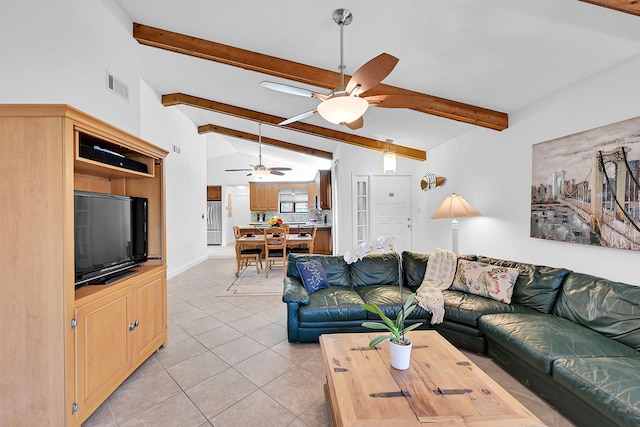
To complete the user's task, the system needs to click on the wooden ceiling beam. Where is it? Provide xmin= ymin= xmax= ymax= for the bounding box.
xmin=198 ymin=124 xmax=333 ymax=160
xmin=162 ymin=93 xmax=427 ymax=161
xmin=134 ymin=23 xmax=508 ymax=131
xmin=579 ymin=0 xmax=640 ymax=17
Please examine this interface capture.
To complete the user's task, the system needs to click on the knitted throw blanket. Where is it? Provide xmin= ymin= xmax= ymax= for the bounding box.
xmin=415 ymin=248 xmax=457 ymax=324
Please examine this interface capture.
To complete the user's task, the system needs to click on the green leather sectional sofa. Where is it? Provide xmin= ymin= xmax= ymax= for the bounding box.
xmin=282 ymin=252 xmax=640 ymax=427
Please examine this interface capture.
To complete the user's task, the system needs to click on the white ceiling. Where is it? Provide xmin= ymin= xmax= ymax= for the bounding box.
xmin=114 ymin=0 xmax=640 ymax=172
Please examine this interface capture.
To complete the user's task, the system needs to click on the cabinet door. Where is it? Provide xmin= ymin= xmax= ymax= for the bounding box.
xmin=132 ymin=272 xmax=167 ymax=365
xmin=75 ymin=287 xmax=132 ymax=421
xmin=207 ymin=185 xmax=222 ymax=201
xmin=314 ymin=228 xmax=333 ymax=255
xmin=319 ymin=171 xmax=332 ymax=210
xmin=266 ymin=183 xmax=279 ymax=210
xmin=249 ymin=182 xmax=261 ymax=211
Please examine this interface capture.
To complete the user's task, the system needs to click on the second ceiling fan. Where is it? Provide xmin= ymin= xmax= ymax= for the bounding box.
xmin=261 ymin=8 xmax=429 ymax=130
xmin=224 ymin=123 xmax=292 ymax=178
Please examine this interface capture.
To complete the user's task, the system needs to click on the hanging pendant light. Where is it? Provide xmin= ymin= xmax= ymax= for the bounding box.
xmin=383 ymin=139 xmax=396 ymax=173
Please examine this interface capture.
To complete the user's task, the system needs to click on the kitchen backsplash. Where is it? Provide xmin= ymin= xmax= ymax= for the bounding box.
xmin=252 ymin=210 xmax=332 ymax=225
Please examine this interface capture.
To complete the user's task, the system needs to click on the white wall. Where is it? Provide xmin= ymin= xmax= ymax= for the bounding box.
xmin=140 ymin=82 xmax=208 ymax=277
xmin=0 ymin=0 xmax=142 ymax=134
xmin=420 ymin=54 xmax=640 ymax=285
xmin=1 ymin=0 xmax=208 ymax=278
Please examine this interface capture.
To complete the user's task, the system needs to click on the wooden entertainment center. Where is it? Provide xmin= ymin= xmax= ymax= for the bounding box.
xmin=0 ymin=105 xmax=168 ymax=426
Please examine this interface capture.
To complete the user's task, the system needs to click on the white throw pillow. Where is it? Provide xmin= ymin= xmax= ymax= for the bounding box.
xmin=451 ymin=260 xmax=519 ymax=304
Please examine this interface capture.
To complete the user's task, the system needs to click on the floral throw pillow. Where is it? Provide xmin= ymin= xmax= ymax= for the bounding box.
xmin=297 ymin=259 xmax=330 ymax=294
xmin=451 ymin=260 xmax=519 ymax=304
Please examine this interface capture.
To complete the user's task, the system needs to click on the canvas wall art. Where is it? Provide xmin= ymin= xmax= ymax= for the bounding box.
xmin=531 ymin=116 xmax=640 ymax=251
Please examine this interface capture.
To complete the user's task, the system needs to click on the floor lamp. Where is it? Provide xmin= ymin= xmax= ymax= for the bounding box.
xmin=431 ymin=193 xmax=481 ymax=253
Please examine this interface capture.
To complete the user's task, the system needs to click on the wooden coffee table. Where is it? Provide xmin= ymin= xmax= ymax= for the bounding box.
xmin=319 ymin=331 xmax=546 ymax=427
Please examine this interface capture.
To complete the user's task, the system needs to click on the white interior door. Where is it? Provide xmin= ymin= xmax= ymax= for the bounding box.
xmin=370 ymin=175 xmax=413 ymax=253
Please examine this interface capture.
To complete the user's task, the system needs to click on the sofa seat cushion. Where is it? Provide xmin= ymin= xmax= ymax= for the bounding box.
xmin=553 ymin=357 xmax=640 ymax=427
xmin=476 ymin=256 xmax=570 ymax=314
xmin=479 ymin=313 xmax=640 ymax=373
xmin=299 ymin=286 xmax=367 ymax=322
xmin=553 ymin=272 xmax=640 ymax=351
xmin=443 ymin=290 xmax=539 ymax=328
xmin=356 ymin=285 xmax=432 ymax=321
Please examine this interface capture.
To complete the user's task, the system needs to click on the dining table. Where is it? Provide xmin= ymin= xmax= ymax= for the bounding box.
xmin=235 ymin=233 xmax=314 ymax=276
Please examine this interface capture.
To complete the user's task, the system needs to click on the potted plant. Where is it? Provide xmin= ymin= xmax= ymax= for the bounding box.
xmin=361 ymin=294 xmax=423 ymax=370
xmin=344 ymin=236 xmax=424 ymax=370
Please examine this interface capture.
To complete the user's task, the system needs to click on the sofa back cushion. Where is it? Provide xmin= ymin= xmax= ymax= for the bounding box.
xmin=552 ymin=272 xmax=640 ymax=351
xmin=402 ymin=251 xmax=477 ymax=291
xmin=286 ymin=254 xmax=351 ymax=287
xmin=476 ymin=256 xmax=570 ymax=314
xmin=402 ymin=251 xmax=430 ymax=291
xmin=349 ymin=253 xmax=399 ymax=287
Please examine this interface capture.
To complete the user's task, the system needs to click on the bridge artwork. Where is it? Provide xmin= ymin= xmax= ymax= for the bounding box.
xmin=531 ymin=116 xmax=640 ymax=252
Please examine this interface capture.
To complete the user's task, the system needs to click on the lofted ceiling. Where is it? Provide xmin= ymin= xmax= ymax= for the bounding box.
xmin=113 ymin=0 xmax=640 ymax=179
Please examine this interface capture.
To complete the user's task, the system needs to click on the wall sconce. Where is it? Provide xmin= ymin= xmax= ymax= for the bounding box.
xmin=383 ymin=139 xmax=396 ymax=173
xmin=431 ymin=193 xmax=481 ymax=253
xmin=420 ymin=172 xmax=446 ymax=191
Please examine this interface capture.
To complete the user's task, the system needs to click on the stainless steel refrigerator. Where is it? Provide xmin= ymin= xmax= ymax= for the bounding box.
xmin=207 ymin=200 xmax=222 ymax=245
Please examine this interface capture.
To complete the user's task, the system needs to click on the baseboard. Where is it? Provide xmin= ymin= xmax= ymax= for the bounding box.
xmin=167 ymin=255 xmax=208 ymax=279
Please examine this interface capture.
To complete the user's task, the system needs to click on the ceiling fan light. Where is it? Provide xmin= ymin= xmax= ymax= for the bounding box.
xmin=251 ymin=168 xmax=271 ymax=178
xmin=317 ymin=96 xmax=368 ymax=125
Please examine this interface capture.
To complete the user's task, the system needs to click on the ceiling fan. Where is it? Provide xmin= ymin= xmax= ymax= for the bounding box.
xmin=260 ymin=8 xmax=430 ymax=130
xmin=224 ymin=123 xmax=292 ymax=178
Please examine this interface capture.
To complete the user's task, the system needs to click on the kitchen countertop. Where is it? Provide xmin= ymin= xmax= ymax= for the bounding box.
xmin=244 ymin=222 xmax=331 ymax=228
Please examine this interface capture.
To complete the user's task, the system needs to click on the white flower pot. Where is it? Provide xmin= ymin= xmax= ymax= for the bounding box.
xmin=389 ymin=337 xmax=412 ymax=370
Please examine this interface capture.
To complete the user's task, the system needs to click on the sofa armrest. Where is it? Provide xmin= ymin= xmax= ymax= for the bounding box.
xmin=283 ymin=277 xmax=310 ymax=304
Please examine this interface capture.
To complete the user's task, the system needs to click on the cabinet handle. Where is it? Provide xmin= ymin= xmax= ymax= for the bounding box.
xmin=128 ymin=320 xmax=139 ymax=331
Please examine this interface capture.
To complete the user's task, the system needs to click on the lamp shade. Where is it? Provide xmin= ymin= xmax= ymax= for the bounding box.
xmin=431 ymin=193 xmax=481 ymax=219
xmin=317 ymin=96 xmax=369 ymax=125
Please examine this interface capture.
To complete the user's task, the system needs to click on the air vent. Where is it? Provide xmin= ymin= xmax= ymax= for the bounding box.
xmin=172 ymin=144 xmax=181 ymax=154
xmin=106 ymin=71 xmax=129 ymax=101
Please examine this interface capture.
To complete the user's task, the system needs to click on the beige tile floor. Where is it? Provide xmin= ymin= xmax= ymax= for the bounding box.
xmin=82 ymin=246 xmax=576 ymax=427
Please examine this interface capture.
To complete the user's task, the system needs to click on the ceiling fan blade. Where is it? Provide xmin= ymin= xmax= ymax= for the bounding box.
xmin=279 ymin=109 xmax=317 ymax=126
xmin=225 ymin=168 xmax=253 ymax=172
xmin=269 ymin=170 xmax=285 ymax=176
xmin=365 ymin=94 xmax=433 ymax=109
xmin=260 ymin=81 xmax=328 ymax=100
xmin=268 ymin=167 xmax=293 ymax=171
xmin=345 ymin=53 xmax=399 ymax=95
xmin=345 ymin=116 xmax=364 ymax=130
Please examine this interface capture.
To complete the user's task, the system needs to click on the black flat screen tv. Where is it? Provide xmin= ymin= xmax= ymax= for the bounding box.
xmin=74 ymin=191 xmax=148 ymax=286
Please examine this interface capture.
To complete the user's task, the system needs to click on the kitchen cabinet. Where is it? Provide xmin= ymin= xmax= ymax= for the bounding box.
xmin=207 ymin=185 xmax=222 ymax=201
xmin=0 ymin=105 xmax=167 ymax=426
xmin=314 ymin=170 xmax=331 ymax=210
xmin=314 ymin=227 xmax=333 ymax=254
xmin=249 ymin=182 xmax=278 ymax=211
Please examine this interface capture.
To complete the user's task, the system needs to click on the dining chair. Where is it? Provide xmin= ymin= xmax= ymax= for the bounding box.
xmin=233 ymin=226 xmax=262 ymax=277
xmin=289 ymin=225 xmax=317 ymax=254
xmin=264 ymin=226 xmax=287 ymax=278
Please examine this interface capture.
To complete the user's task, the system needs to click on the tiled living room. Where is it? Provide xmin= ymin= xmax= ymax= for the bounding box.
xmin=81 ymin=251 xmax=575 ymax=427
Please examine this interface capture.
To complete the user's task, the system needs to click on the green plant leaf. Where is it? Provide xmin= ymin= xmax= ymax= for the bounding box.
xmin=361 ymin=303 xmax=397 ymax=332
xmin=403 ymin=322 xmax=423 ymax=333
xmin=369 ymin=334 xmax=389 ymax=348
xmin=361 ymin=321 xmax=391 ymax=331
